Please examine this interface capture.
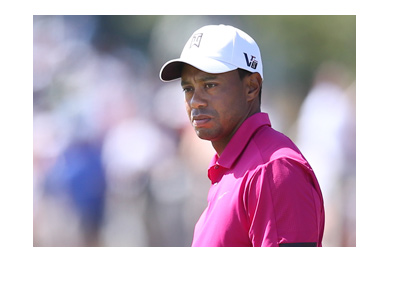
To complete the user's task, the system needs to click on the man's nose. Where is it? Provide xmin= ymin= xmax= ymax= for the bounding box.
xmin=190 ymin=88 xmax=207 ymax=109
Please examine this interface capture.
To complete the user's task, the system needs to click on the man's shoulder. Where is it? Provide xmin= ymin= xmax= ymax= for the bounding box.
xmin=249 ymin=125 xmax=306 ymax=165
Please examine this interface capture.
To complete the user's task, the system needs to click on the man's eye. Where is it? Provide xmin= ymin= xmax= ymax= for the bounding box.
xmin=182 ymin=87 xmax=193 ymax=93
xmin=205 ymin=83 xmax=216 ymax=89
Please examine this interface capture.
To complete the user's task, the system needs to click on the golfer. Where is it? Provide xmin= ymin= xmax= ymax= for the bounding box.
xmin=160 ymin=24 xmax=325 ymax=247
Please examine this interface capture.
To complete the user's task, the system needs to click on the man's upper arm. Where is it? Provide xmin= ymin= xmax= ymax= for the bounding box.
xmin=247 ymin=158 xmax=323 ymax=247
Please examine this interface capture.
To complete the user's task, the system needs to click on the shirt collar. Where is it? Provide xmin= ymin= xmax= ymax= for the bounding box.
xmin=209 ymin=112 xmax=272 ymax=170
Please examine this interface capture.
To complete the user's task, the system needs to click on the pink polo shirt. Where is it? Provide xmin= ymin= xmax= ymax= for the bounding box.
xmin=191 ymin=112 xmax=325 ymax=247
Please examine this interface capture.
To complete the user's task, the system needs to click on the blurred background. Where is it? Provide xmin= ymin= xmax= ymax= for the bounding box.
xmin=33 ymin=15 xmax=356 ymax=247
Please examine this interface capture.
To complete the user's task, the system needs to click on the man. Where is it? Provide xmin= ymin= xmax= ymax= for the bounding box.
xmin=159 ymin=24 xmax=325 ymax=247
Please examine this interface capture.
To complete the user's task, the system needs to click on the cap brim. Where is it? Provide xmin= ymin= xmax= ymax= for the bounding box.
xmin=159 ymin=57 xmax=237 ymax=82
xmin=159 ymin=59 xmax=184 ymax=82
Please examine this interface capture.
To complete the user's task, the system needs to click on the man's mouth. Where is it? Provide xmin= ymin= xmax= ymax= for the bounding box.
xmin=192 ymin=115 xmax=212 ymax=127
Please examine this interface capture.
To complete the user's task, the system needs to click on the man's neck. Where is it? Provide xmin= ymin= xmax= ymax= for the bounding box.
xmin=212 ymin=110 xmax=260 ymax=156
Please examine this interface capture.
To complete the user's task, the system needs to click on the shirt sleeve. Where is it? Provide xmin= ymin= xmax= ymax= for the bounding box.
xmin=246 ymin=157 xmax=324 ymax=247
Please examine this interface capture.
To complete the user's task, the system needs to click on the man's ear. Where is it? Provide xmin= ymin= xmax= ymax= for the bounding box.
xmin=245 ymin=72 xmax=262 ymax=102
xmin=246 ymin=72 xmax=262 ymax=101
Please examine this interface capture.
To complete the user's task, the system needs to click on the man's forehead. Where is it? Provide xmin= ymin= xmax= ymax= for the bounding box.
xmin=181 ymin=65 xmax=219 ymax=84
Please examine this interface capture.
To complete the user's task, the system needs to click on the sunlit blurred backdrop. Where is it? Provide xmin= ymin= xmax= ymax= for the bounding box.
xmin=33 ymin=15 xmax=356 ymax=247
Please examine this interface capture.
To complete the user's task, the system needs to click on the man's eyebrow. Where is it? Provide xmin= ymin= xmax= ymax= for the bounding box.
xmin=181 ymin=79 xmax=190 ymax=86
xmin=181 ymin=75 xmax=218 ymax=86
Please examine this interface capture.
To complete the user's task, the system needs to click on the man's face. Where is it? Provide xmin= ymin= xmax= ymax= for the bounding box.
xmin=181 ymin=65 xmax=249 ymax=147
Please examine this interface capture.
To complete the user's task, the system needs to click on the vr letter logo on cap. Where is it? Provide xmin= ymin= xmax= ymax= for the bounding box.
xmin=244 ymin=53 xmax=258 ymax=69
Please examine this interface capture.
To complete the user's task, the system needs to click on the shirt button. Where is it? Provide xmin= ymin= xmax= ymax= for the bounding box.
xmin=214 ymin=165 xmax=219 ymax=169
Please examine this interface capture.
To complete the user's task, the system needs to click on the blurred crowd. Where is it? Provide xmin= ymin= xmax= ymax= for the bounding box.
xmin=33 ymin=15 xmax=356 ymax=247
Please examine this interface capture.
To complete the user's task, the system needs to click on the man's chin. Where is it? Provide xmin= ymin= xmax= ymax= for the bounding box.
xmin=195 ymin=128 xmax=217 ymax=141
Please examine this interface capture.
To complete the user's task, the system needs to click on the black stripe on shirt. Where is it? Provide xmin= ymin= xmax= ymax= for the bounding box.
xmin=279 ymin=242 xmax=317 ymax=247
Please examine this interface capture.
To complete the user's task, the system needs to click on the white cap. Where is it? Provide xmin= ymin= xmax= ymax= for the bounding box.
xmin=159 ymin=24 xmax=263 ymax=82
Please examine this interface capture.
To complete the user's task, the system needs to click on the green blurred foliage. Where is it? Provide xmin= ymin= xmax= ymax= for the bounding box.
xmin=243 ymin=16 xmax=355 ymax=94
xmin=95 ymin=15 xmax=355 ymax=98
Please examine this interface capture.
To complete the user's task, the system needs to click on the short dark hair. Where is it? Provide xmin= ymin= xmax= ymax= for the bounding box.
xmin=237 ymin=68 xmax=262 ymax=105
